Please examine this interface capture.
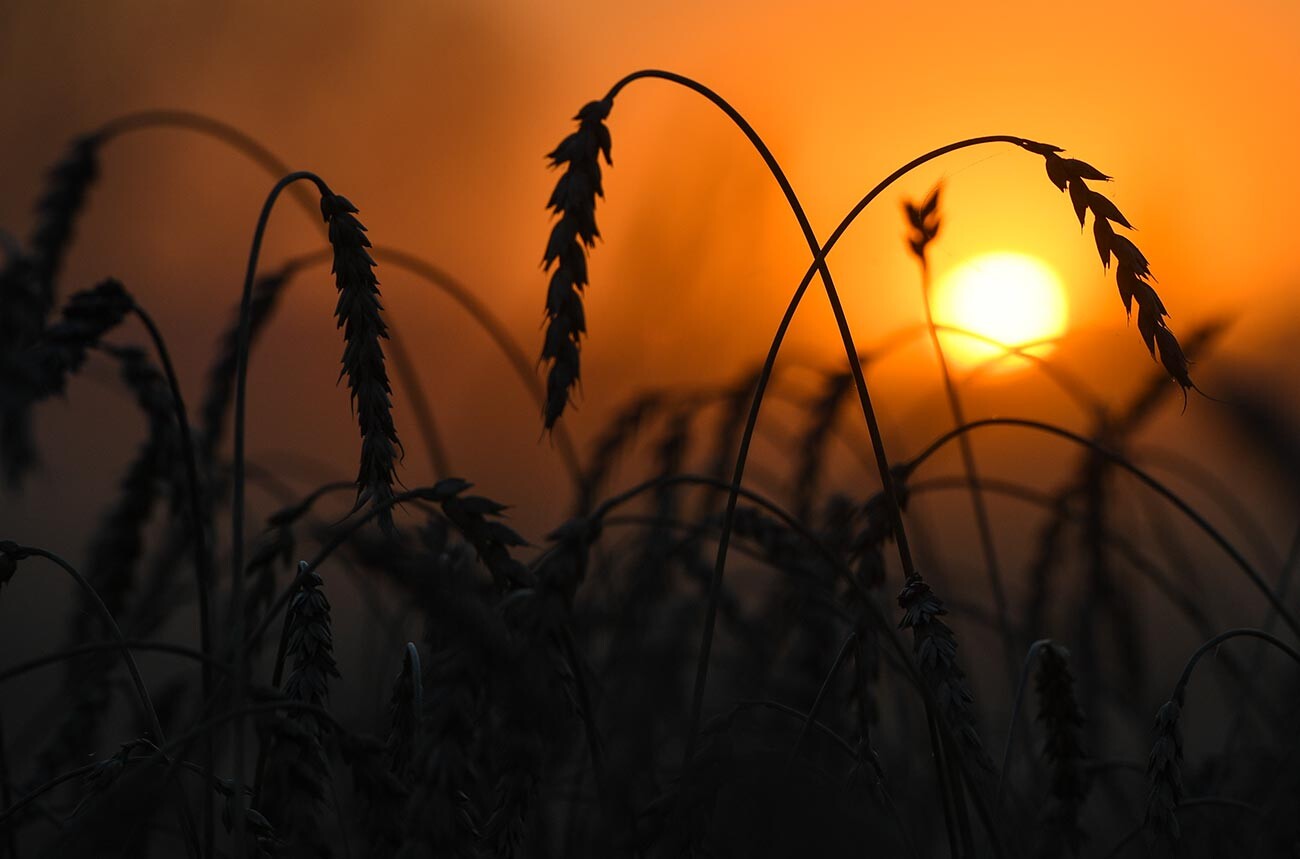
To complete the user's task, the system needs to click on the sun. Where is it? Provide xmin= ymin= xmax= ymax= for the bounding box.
xmin=931 ymin=251 xmax=1070 ymax=370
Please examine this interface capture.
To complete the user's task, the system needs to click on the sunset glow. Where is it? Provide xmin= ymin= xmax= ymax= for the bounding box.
xmin=932 ymin=251 xmax=1069 ymax=369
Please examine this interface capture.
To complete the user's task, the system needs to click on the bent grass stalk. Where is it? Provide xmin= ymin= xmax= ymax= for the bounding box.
xmin=0 ymin=545 xmax=165 ymax=744
xmin=77 ymin=110 xmax=586 ymax=488
xmin=1145 ymin=629 xmax=1300 ymax=847
xmin=261 ymin=245 xmax=584 ymax=486
xmin=129 ymin=300 xmax=218 ymax=857
xmin=230 ymin=169 xmax=331 ymax=858
xmin=594 ymin=70 xmax=927 ymax=770
xmin=0 ymin=545 xmax=202 ymax=858
xmin=903 ymin=418 xmax=1300 ymax=640
xmin=905 ymin=190 xmax=1015 ymax=681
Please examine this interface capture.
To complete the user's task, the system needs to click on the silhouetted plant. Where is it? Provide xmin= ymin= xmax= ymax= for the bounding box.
xmin=541 ymin=98 xmax=613 ymax=429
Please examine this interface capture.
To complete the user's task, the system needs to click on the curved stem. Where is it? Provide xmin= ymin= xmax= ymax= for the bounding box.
xmin=385 ymin=321 xmax=452 ymax=478
xmin=15 ymin=547 xmax=164 ymax=744
xmin=130 ymin=301 xmax=217 ymax=857
xmin=1100 ymin=797 xmax=1262 ymax=859
xmin=913 ymin=250 xmax=1014 ymax=678
xmin=787 ymin=631 xmax=857 ymax=764
xmin=0 ymin=640 xmax=227 ymax=687
xmin=604 ymin=68 xmax=919 ymax=765
xmin=371 ymin=247 xmax=585 ymax=485
xmin=94 ymin=107 xmax=565 ymax=498
xmin=1170 ymin=628 xmax=1300 ymax=705
xmin=940 ymin=326 xmax=1103 ymax=418
xmin=98 ymin=110 xmax=320 ymax=224
xmin=997 ymin=639 xmax=1051 ymax=806
xmin=264 ymin=245 xmax=585 ymax=487
xmin=607 ymin=70 xmax=1045 ymax=774
xmin=903 ymin=417 xmax=1300 ymax=640
xmin=230 ymin=169 xmax=330 ymax=859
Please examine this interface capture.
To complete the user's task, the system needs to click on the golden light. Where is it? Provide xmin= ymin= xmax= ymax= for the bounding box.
xmin=931 ymin=251 xmax=1070 ymax=370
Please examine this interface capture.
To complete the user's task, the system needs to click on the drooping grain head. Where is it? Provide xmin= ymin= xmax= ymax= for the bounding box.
xmin=0 ymin=133 xmax=104 ymax=487
xmin=412 ymin=478 xmax=531 ymax=588
xmin=540 ymin=98 xmax=614 ymax=429
xmin=321 ymin=192 xmax=402 ymax=535
xmin=27 ymin=133 xmax=103 ymax=301
xmin=30 ymin=278 xmax=134 ymax=398
xmin=1028 ymin=145 xmax=1195 ymax=399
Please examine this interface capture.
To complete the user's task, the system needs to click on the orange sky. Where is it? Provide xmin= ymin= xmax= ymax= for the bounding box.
xmin=2 ymin=0 xmax=1298 ymax=558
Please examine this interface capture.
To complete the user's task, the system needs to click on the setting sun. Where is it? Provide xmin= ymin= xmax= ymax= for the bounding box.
xmin=932 ymin=251 xmax=1070 ymax=369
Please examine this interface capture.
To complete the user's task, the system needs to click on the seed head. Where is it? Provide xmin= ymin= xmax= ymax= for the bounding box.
xmin=30 ymin=278 xmax=134 ymax=398
xmin=897 ymin=573 xmax=990 ymax=768
xmin=1144 ymin=699 xmax=1184 ymax=848
xmin=1028 ymin=143 xmax=1196 ymax=398
xmin=321 ymin=192 xmax=402 ymax=535
xmin=0 ymin=540 xmax=25 ymax=589
xmin=540 ymin=98 xmax=614 ymax=429
xmin=903 ymin=185 xmax=941 ymax=261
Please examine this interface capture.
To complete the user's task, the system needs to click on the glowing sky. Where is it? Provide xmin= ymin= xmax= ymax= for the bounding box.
xmin=1 ymin=0 xmax=1297 ymax=540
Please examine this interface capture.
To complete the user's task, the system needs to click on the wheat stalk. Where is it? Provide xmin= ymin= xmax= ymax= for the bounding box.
xmin=904 ymin=186 xmax=1015 ymax=679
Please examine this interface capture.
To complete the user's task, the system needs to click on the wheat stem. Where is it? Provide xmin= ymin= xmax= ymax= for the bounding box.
xmin=230 ymin=169 xmax=331 ymax=859
xmin=0 ymin=640 xmax=227 ymax=686
xmin=905 ymin=418 xmax=1300 ymax=640
xmin=1170 ymin=628 xmax=1300 ymax=705
xmin=93 ymin=111 xmax=547 ymax=489
xmin=787 ymin=631 xmax=857 ymax=764
xmin=604 ymin=68 xmax=931 ymax=770
xmin=911 ymin=235 xmax=1016 ymax=680
xmin=259 ymin=245 xmax=584 ymax=486
xmin=6 ymin=547 xmax=164 ymax=744
xmin=129 ymin=301 xmax=217 ymax=858
xmin=997 ymin=639 xmax=1052 ymax=805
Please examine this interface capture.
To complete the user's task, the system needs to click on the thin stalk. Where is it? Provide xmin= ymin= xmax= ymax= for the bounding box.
xmin=0 ymin=640 xmax=226 ymax=686
xmin=937 ymin=325 xmax=1104 ymax=418
xmin=910 ymin=474 xmax=1276 ymax=730
xmin=130 ymin=301 xmax=216 ymax=858
xmin=386 ymin=320 xmax=451 ymax=478
xmin=1100 ymin=798 xmax=1262 ymax=859
xmin=604 ymin=70 xmax=922 ymax=769
xmin=1170 ymin=628 xmax=1300 ymax=705
xmin=997 ymin=639 xmax=1051 ymax=805
xmin=4 ymin=548 xmax=201 ymax=858
xmin=0 ymin=701 xmax=341 ymax=830
xmin=928 ymin=708 xmax=964 ymax=858
xmin=787 ymin=631 xmax=857 ymax=764
xmin=262 ymin=245 xmax=585 ymax=487
xmin=606 ymin=72 xmax=1047 ymax=781
xmin=230 ymin=169 xmax=331 ymax=859
xmin=95 ymin=109 xmax=571 ymax=487
xmin=0 ymin=715 xmax=14 ymax=859
xmin=372 ymin=247 xmax=584 ymax=485
xmin=97 ymin=110 xmax=320 ymax=222
xmin=14 ymin=547 xmax=164 ymax=744
xmin=904 ymin=418 xmax=1300 ymax=640
xmin=1222 ymin=521 xmax=1300 ymax=755
xmin=913 ymin=249 xmax=1015 ymax=679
